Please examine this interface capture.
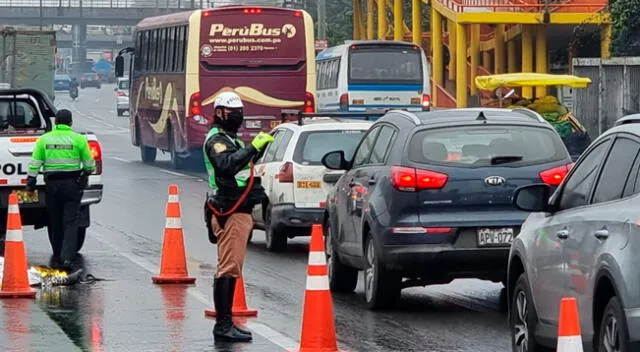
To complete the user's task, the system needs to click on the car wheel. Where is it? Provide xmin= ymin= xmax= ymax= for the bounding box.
xmin=597 ymin=297 xmax=629 ymax=352
xmin=510 ymin=273 xmax=551 ymax=352
xmin=264 ymin=204 xmax=286 ymax=252
xmin=363 ymin=235 xmax=401 ymax=310
xmin=325 ymin=219 xmax=357 ymax=293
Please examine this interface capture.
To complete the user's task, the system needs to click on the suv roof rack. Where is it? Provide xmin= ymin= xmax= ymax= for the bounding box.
xmin=615 ymin=114 xmax=640 ymax=126
xmin=280 ymin=109 xmax=386 ymax=126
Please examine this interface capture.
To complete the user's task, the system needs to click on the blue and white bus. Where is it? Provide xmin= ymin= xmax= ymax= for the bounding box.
xmin=315 ymin=40 xmax=431 ymax=114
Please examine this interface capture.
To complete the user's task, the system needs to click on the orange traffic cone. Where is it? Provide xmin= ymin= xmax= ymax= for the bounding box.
xmin=205 ymin=274 xmax=258 ymax=317
xmin=557 ymin=297 xmax=583 ymax=352
xmin=0 ymin=194 xmax=36 ymax=298
xmin=152 ymin=185 xmax=196 ymax=284
xmin=290 ymin=224 xmax=345 ymax=352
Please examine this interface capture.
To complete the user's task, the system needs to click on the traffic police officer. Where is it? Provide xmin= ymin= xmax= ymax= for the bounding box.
xmin=203 ymin=92 xmax=274 ymax=342
xmin=27 ymin=109 xmax=95 ymax=267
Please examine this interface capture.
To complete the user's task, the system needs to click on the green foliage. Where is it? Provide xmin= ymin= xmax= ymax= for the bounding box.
xmin=609 ymin=0 xmax=640 ymax=56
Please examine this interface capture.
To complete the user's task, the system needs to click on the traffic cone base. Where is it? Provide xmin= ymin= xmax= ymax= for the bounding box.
xmin=204 ymin=275 xmax=258 ymax=318
xmin=290 ymin=224 xmax=343 ymax=352
xmin=153 ymin=185 xmax=196 ymax=285
xmin=0 ymin=196 xmax=36 ymax=299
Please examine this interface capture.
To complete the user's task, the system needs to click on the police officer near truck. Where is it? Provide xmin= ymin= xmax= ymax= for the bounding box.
xmin=203 ymin=92 xmax=274 ymax=342
xmin=27 ymin=109 xmax=95 ymax=268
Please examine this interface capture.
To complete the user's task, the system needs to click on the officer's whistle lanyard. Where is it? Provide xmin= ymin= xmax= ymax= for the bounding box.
xmin=206 ymin=160 xmax=256 ymax=218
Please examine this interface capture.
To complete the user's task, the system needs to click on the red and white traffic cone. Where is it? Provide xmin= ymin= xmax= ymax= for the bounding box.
xmin=557 ymin=297 xmax=583 ymax=352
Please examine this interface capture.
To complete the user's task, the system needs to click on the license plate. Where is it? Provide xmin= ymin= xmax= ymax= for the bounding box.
xmin=477 ymin=228 xmax=513 ymax=246
xmin=297 ymin=181 xmax=321 ymax=189
xmin=12 ymin=189 xmax=39 ymax=204
xmin=245 ymin=120 xmax=262 ymax=129
xmin=270 ymin=121 xmax=282 ymax=128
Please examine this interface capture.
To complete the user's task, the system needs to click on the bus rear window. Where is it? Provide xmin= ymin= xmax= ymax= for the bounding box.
xmin=293 ymin=130 xmax=366 ymax=165
xmin=348 ymin=46 xmax=423 ymax=85
xmin=200 ymin=10 xmax=305 ymax=69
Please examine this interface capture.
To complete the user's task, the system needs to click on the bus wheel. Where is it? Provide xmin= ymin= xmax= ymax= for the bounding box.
xmin=140 ymin=145 xmax=156 ymax=163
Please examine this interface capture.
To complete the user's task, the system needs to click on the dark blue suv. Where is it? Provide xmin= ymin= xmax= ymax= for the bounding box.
xmin=321 ymin=108 xmax=574 ymax=309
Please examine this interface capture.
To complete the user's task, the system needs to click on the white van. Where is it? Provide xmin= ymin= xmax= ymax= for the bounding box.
xmin=315 ymin=40 xmax=431 ymax=114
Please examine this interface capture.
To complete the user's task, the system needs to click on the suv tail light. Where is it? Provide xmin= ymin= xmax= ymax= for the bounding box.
xmin=116 ymin=91 xmax=126 ymax=97
xmin=422 ymin=94 xmax=431 ymax=110
xmin=88 ymin=140 xmax=103 ymax=175
xmin=390 ymin=166 xmax=448 ymax=191
xmin=277 ymin=162 xmax=294 ymax=183
xmin=339 ymin=93 xmax=349 ymax=111
xmin=304 ymin=92 xmax=315 ymax=113
xmin=539 ymin=163 xmax=573 ymax=186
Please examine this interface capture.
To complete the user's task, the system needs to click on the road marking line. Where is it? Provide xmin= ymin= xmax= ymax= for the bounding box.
xmin=88 ymin=229 xmax=298 ymax=351
xmin=109 ymin=157 xmax=132 ymax=163
xmin=160 ymin=169 xmax=196 ymax=178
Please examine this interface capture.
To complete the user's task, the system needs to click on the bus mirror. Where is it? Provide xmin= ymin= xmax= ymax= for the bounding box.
xmin=115 ymin=56 xmax=124 ymax=77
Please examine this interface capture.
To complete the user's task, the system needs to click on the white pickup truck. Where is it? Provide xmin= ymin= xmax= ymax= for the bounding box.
xmin=0 ymin=88 xmax=103 ymax=254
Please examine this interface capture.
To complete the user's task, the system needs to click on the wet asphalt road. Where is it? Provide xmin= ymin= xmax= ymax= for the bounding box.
xmin=0 ymin=86 xmax=512 ymax=352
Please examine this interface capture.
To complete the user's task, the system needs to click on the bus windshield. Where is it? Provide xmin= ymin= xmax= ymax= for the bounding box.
xmin=348 ymin=45 xmax=423 ymax=85
xmin=200 ymin=8 xmax=306 ymax=70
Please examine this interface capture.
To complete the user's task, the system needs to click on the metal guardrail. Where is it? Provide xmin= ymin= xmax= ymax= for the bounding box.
xmin=0 ymin=0 xmax=282 ymax=7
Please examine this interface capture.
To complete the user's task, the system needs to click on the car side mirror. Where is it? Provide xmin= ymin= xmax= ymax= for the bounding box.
xmin=115 ymin=56 xmax=124 ymax=77
xmin=322 ymin=150 xmax=349 ymax=170
xmin=513 ymin=184 xmax=552 ymax=212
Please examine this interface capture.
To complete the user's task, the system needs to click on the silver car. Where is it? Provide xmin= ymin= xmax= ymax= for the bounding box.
xmin=115 ymin=77 xmax=129 ymax=116
xmin=508 ymin=115 xmax=640 ymax=352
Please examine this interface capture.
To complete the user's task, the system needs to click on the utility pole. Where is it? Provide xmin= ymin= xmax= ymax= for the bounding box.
xmin=317 ymin=0 xmax=326 ymax=40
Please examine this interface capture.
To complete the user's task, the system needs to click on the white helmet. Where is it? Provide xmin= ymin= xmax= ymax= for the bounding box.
xmin=214 ymin=92 xmax=244 ymax=109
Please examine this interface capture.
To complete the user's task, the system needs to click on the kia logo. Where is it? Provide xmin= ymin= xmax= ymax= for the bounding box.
xmin=485 ymin=176 xmax=506 ymax=186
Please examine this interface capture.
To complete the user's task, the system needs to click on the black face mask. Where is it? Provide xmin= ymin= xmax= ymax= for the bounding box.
xmin=216 ymin=110 xmax=244 ymax=133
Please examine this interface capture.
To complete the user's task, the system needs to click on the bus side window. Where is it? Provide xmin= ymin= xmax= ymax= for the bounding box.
xmin=150 ymin=29 xmax=158 ymax=72
xmin=178 ymin=26 xmax=186 ymax=72
xmin=134 ymin=32 xmax=142 ymax=71
xmin=317 ymin=61 xmax=326 ymax=90
xmin=144 ymin=30 xmax=150 ymax=72
xmin=168 ymin=27 xmax=176 ymax=72
xmin=329 ymin=59 xmax=339 ymax=89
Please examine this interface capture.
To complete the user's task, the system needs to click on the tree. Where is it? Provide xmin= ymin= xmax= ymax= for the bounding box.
xmin=609 ymin=0 xmax=640 ymax=56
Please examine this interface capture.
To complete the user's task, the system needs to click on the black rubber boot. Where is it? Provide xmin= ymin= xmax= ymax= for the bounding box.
xmin=213 ymin=276 xmax=252 ymax=342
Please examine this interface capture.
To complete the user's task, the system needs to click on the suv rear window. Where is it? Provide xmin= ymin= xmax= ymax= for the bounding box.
xmin=118 ymin=80 xmax=130 ymax=90
xmin=407 ymin=125 xmax=568 ymax=167
xmin=293 ymin=130 xmax=366 ymax=165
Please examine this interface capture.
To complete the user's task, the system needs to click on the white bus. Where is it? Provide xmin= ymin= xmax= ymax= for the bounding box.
xmin=315 ymin=40 xmax=431 ymax=115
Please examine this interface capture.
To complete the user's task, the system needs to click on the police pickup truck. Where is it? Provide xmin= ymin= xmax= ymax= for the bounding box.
xmin=0 ymin=89 xmax=103 ymax=254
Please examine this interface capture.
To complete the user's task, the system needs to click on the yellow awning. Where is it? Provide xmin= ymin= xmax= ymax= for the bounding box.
xmin=475 ymin=73 xmax=592 ymax=91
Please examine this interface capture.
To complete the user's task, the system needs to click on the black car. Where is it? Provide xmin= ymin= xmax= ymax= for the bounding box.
xmin=321 ymin=108 xmax=573 ymax=309
xmin=80 ymin=72 xmax=102 ymax=89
